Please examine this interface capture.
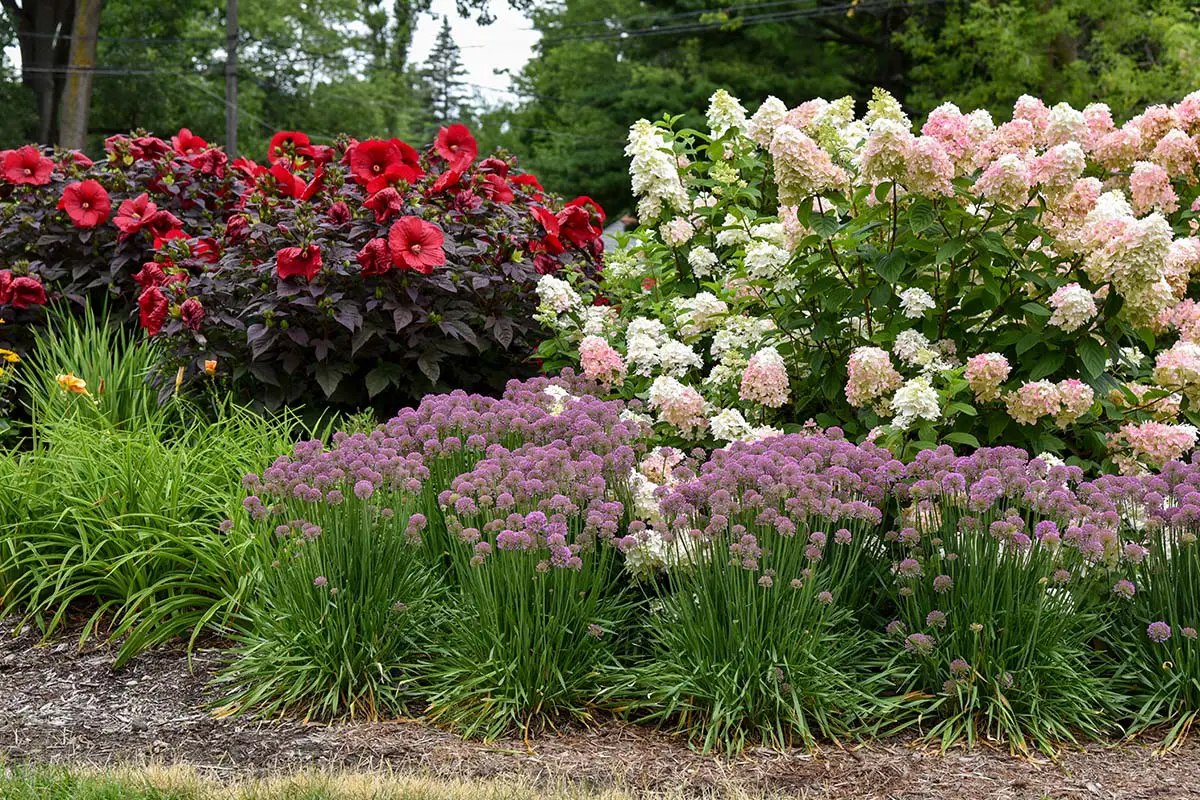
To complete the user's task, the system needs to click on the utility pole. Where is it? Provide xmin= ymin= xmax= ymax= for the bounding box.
xmin=225 ymin=0 xmax=238 ymax=157
xmin=58 ymin=0 xmax=104 ymax=150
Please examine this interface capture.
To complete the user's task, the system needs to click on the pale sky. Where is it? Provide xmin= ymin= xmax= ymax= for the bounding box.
xmin=409 ymin=0 xmax=539 ymax=108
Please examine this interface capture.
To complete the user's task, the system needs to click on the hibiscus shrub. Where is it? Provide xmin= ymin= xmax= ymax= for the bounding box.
xmin=0 ymin=133 xmax=237 ymax=352
xmin=153 ymin=126 xmax=605 ymax=408
xmin=0 ymin=125 xmax=604 ymax=410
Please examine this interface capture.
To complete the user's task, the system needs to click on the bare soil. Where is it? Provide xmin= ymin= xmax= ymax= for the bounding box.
xmin=1 ymin=617 xmax=1198 ymax=799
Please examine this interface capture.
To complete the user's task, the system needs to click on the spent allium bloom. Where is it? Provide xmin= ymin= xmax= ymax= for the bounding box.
xmin=949 ymin=658 xmax=971 ymax=679
xmin=975 ymin=153 xmax=1031 ymax=207
xmin=891 ymin=377 xmax=941 ymax=429
xmin=817 ymin=591 xmax=834 ymax=605
xmin=845 ymin=347 xmax=902 ymax=407
xmin=647 ymin=376 xmax=708 ymax=435
xmin=770 ymin=124 xmax=848 ymax=203
xmin=925 ymin=610 xmax=947 ymax=629
xmin=1147 ymin=621 xmax=1172 ymax=643
xmin=897 ymin=558 xmax=922 ymax=578
xmin=904 ymin=632 xmax=936 ymax=656
xmin=579 ymin=336 xmax=627 ymax=388
xmin=1183 ymin=627 xmax=1198 ymax=640
xmin=933 ymin=574 xmax=954 ymax=593
xmin=313 ymin=575 xmax=328 ymax=588
xmin=1047 ymin=283 xmax=1097 ymax=332
xmin=739 ymin=347 xmax=789 ymax=407
xmin=899 ymin=288 xmax=936 ymax=318
xmin=1112 ymin=579 xmax=1136 ymax=600
xmin=1130 ymin=161 xmax=1179 ymax=215
xmin=886 ymin=619 xmax=907 ymax=637
xmin=626 ymin=118 xmax=688 ymax=220
xmin=965 ymin=353 xmax=1011 ymax=402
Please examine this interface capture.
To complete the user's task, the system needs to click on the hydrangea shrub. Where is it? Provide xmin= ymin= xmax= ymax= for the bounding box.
xmin=538 ymin=89 xmax=1200 ymax=470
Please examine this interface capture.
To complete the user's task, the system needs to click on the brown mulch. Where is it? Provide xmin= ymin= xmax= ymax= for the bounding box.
xmin=1 ymin=618 xmax=1198 ymax=799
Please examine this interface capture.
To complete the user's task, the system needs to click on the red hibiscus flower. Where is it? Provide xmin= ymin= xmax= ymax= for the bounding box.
xmin=364 ymin=187 xmax=404 ymax=222
xmin=479 ymin=157 xmax=509 ymax=177
xmin=113 ymin=193 xmax=158 ymax=239
xmin=566 ymin=195 xmax=606 ymax=226
xmin=307 ymin=144 xmax=336 ymax=165
xmin=134 ymin=262 xmax=166 ymax=290
xmin=388 ymin=216 xmax=445 ymax=274
xmin=144 ymin=210 xmax=184 ymax=240
xmin=0 ymin=270 xmax=11 ymax=303
xmin=531 ymin=206 xmax=564 ymax=254
xmin=132 ymin=136 xmax=171 ymax=160
xmin=349 ymin=140 xmax=402 ymax=184
xmin=68 ymin=151 xmax=93 ymax=168
xmin=232 ymin=156 xmax=264 ymax=180
xmin=10 ymin=275 xmax=47 ymax=308
xmin=172 ymin=128 xmax=209 ymax=155
xmin=191 ymin=237 xmax=221 ymax=264
xmin=534 ymin=253 xmax=559 ymax=275
xmin=556 ymin=203 xmax=601 ymax=248
xmin=390 ymin=138 xmax=425 ymax=179
xmin=267 ymin=161 xmax=323 ymax=200
xmin=58 ymin=180 xmax=112 ymax=228
xmin=482 ymin=174 xmax=513 ymax=204
xmin=180 ymin=297 xmax=205 ymax=331
xmin=509 ymin=173 xmax=543 ymax=199
xmin=138 ymin=286 xmax=168 ymax=335
xmin=430 ymin=166 xmax=464 ymax=194
xmin=267 ymin=131 xmax=311 ymax=164
xmin=3 ymin=145 xmax=54 ymax=185
xmin=357 ymin=238 xmax=391 ymax=276
xmin=276 ymin=244 xmax=323 ymax=281
xmin=435 ymin=124 xmax=478 ymax=169
xmin=189 ymin=148 xmax=227 ymax=177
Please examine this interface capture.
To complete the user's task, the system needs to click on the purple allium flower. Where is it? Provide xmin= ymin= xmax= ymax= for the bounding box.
xmin=326 ymin=489 xmax=344 ymax=505
xmin=587 ymin=624 xmax=604 ymax=639
xmin=1052 ymin=569 xmax=1072 ymax=585
xmin=904 ymin=633 xmax=936 ymax=656
xmin=313 ymin=575 xmax=328 ymax=588
xmin=925 ymin=610 xmax=947 ymax=629
xmin=353 ymin=479 xmax=374 ymax=500
xmin=218 ymin=519 xmax=234 ymax=533
xmin=932 ymin=574 xmax=953 ymax=593
xmin=758 ymin=574 xmax=774 ymax=588
xmin=1183 ymin=627 xmax=1198 ymax=640
xmin=897 ymin=558 xmax=922 ymax=578
xmin=816 ymin=591 xmax=833 ymax=605
xmin=898 ymin=586 xmax=914 ymax=598
xmin=886 ymin=619 xmax=907 ymax=637
xmin=949 ymin=658 xmax=970 ymax=678
xmin=1148 ymin=621 xmax=1172 ymax=643
xmin=790 ymin=578 xmax=803 ymax=589
xmin=1112 ymin=579 xmax=1136 ymax=600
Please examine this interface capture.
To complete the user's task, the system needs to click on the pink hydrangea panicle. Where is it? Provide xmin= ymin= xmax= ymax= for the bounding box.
xmin=1154 ymin=341 xmax=1200 ymax=401
xmin=648 ymin=376 xmax=709 ymax=436
xmin=769 ymin=125 xmax=848 ymax=203
xmin=1053 ymin=379 xmax=1094 ymax=427
xmin=846 ymin=347 xmax=902 ymax=408
xmin=1110 ymin=420 xmax=1199 ymax=472
xmin=1129 ymin=161 xmax=1178 ymax=216
xmin=579 ymin=335 xmax=627 ymax=388
xmin=1047 ymin=283 xmax=1097 ymax=332
xmin=860 ymin=118 xmax=916 ymax=183
xmin=965 ymin=353 xmax=1010 ymax=402
xmin=1013 ymin=94 xmax=1050 ymax=139
xmin=1004 ymin=380 xmax=1060 ymax=426
xmin=904 ymin=136 xmax=955 ymax=197
xmin=1151 ymin=129 xmax=1199 ymax=183
xmin=975 ymin=154 xmax=1031 ymax=208
xmin=739 ymin=346 xmax=790 ymax=408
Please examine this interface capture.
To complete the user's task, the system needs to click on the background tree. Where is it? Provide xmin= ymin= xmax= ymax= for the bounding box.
xmin=418 ymin=16 xmax=469 ymax=130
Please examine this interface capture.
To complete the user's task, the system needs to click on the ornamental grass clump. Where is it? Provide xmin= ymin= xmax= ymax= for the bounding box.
xmin=1099 ymin=460 xmax=1200 ymax=745
xmin=218 ymin=434 xmax=442 ymax=721
xmin=426 ymin=440 xmax=638 ymax=740
xmin=886 ymin=446 xmax=1126 ymax=753
xmin=631 ymin=431 xmax=900 ymax=752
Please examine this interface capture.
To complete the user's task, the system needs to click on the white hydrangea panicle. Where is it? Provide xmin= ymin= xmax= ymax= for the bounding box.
xmin=891 ymin=377 xmax=941 ymax=428
xmin=898 ymin=288 xmax=936 ymax=318
xmin=706 ymin=89 xmax=748 ymax=139
xmin=746 ymin=95 xmax=787 ymax=148
xmin=626 ymin=118 xmax=689 ymax=222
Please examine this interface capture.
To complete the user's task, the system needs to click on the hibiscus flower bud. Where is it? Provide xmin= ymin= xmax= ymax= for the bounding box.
xmin=138 ymin=286 xmax=168 ymax=336
xmin=327 ymin=201 xmax=351 ymax=225
xmin=356 ymin=238 xmax=391 ymax=276
xmin=180 ymin=297 xmax=205 ymax=331
xmin=225 ymin=214 xmax=250 ymax=243
xmin=8 ymin=275 xmax=47 ymax=308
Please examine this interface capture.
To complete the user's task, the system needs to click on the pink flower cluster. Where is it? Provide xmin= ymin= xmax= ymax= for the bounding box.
xmin=1109 ymin=421 xmax=1199 ymax=472
xmin=964 ymin=353 xmax=1011 ymax=402
xmin=648 ymin=376 xmax=708 ymax=436
xmin=769 ymin=125 xmax=849 ymax=204
xmin=579 ymin=335 xmax=627 ymax=388
xmin=739 ymin=347 xmax=789 ymax=408
xmin=1004 ymin=379 xmax=1094 ymax=427
xmin=1153 ymin=341 xmax=1200 ymax=401
xmin=845 ymin=347 xmax=902 ymax=408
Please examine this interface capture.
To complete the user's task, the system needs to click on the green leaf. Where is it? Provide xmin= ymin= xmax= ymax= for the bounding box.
xmin=935 ymin=239 xmax=965 ymax=264
xmin=1028 ymin=351 xmax=1065 ymax=381
xmin=810 ymin=212 xmax=840 ymax=239
xmin=943 ymin=432 xmax=981 ymax=448
xmin=908 ymin=198 xmax=936 ymax=234
xmin=313 ymin=362 xmax=349 ymax=398
xmin=1015 ymin=332 xmax=1040 ymax=356
xmin=874 ymin=181 xmax=894 ymax=204
xmin=875 ymin=250 xmax=906 ymax=284
xmin=417 ymin=353 xmax=441 ymax=384
xmin=365 ymin=363 xmax=405 ymax=399
xmin=1021 ymin=302 xmax=1050 ymax=319
xmin=1078 ymin=339 xmax=1107 ymax=379
xmin=946 ymin=401 xmax=977 ymax=417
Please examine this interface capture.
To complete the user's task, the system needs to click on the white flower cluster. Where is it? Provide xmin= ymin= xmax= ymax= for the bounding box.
xmin=657 ymin=339 xmax=704 ymax=377
xmin=890 ymin=377 xmax=941 ymax=428
xmin=1048 ymin=283 xmax=1098 ymax=332
xmin=673 ymin=292 xmax=728 ymax=339
xmin=534 ymin=275 xmax=581 ymax=325
xmin=893 ymin=329 xmax=953 ymax=372
xmin=709 ymin=407 xmax=782 ymax=443
xmin=626 ymin=317 xmax=669 ymax=376
xmin=706 ymin=89 xmax=748 ymax=139
xmin=711 ymin=315 xmax=775 ymax=358
xmin=746 ymin=96 xmax=787 ymax=148
xmin=626 ymin=118 xmax=689 ymax=222
xmin=687 ymin=245 xmax=719 ymax=277
xmin=898 ymin=287 xmax=936 ymax=318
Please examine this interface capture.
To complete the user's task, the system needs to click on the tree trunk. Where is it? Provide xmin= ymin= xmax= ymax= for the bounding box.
xmin=4 ymin=0 xmax=76 ymax=143
xmin=58 ymin=0 xmax=103 ymax=150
